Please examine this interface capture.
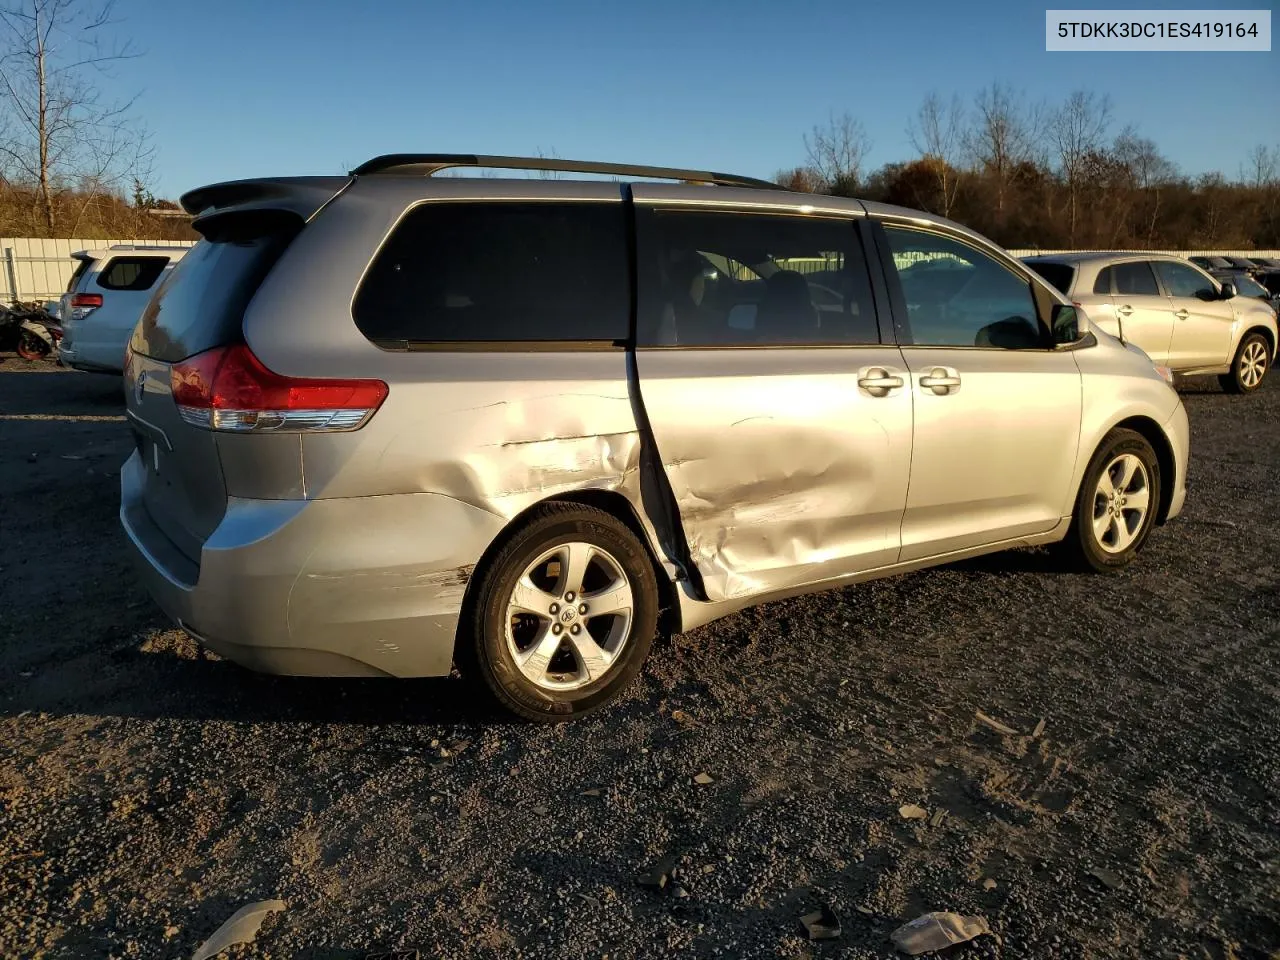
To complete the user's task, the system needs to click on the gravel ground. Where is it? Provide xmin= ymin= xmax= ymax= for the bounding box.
xmin=0 ymin=356 xmax=1277 ymax=960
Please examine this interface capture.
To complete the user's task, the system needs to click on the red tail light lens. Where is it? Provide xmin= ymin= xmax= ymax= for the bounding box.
xmin=71 ymin=293 xmax=103 ymax=308
xmin=170 ymin=344 xmax=388 ymax=433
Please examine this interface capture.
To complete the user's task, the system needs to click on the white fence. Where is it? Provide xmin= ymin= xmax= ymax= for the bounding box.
xmin=1 ymin=238 xmax=198 ymax=302
xmin=1007 ymin=248 xmax=1280 ymax=260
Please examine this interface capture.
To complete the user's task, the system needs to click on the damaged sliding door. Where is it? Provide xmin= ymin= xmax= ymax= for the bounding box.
xmin=629 ymin=193 xmax=913 ymax=602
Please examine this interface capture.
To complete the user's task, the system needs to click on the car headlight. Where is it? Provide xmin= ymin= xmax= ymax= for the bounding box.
xmin=1153 ymin=364 xmax=1175 ymax=386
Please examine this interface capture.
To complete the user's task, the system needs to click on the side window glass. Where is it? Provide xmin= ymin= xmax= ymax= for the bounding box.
xmin=98 ymin=257 xmax=169 ymax=291
xmin=1113 ymin=261 xmax=1160 ymax=296
xmin=1093 ymin=266 xmax=1113 ymax=295
xmin=1155 ymin=261 xmax=1215 ymax=300
xmin=882 ymin=225 xmax=1043 ymax=349
xmin=637 ymin=210 xmax=878 ymax=347
xmin=353 ymin=202 xmax=629 ymax=343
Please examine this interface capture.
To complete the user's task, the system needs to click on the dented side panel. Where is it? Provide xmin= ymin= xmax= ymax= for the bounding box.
xmin=634 ymin=347 xmax=914 ymax=600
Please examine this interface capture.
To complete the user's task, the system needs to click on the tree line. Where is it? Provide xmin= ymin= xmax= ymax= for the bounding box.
xmin=776 ymin=85 xmax=1280 ymax=251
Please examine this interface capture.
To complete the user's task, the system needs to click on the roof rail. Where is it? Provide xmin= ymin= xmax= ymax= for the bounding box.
xmin=349 ymin=153 xmax=783 ymax=190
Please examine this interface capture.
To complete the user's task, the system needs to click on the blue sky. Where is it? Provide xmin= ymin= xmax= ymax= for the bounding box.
xmin=99 ymin=0 xmax=1278 ymax=199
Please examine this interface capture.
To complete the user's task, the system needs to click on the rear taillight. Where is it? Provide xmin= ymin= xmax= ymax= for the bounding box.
xmin=170 ymin=344 xmax=388 ymax=433
xmin=70 ymin=292 xmax=102 ymax=320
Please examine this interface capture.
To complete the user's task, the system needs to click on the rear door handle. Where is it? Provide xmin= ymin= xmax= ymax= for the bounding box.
xmin=1174 ymin=309 xmax=1190 ymax=320
xmin=919 ymin=368 xmax=962 ymax=395
xmin=857 ymin=367 xmax=905 ymax=397
xmin=1117 ymin=305 xmax=1134 ymax=316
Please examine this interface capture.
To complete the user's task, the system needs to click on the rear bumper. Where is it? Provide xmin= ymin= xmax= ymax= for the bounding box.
xmin=58 ymin=343 xmax=121 ymax=374
xmin=120 ymin=451 xmax=507 ymax=678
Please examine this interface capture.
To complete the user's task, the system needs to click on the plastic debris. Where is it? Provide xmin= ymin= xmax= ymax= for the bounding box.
xmin=890 ymin=911 xmax=991 ymax=955
xmin=191 ymin=900 xmax=286 ymax=960
xmin=974 ymin=710 xmax=1019 ymax=736
xmin=800 ymin=903 xmax=841 ymax=940
xmin=1089 ymin=866 xmax=1122 ymax=890
xmin=1032 ymin=717 xmax=1047 ymax=738
xmin=898 ymin=803 xmax=928 ymax=820
xmin=638 ymin=854 xmax=678 ymax=890
xmin=693 ymin=772 xmax=714 ymax=785
xmin=928 ymin=808 xmax=947 ymax=828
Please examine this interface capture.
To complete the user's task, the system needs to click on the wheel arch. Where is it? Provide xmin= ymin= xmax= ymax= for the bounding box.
xmin=1240 ymin=324 xmax=1275 ymax=358
xmin=1111 ymin=415 xmax=1177 ymax=524
xmin=457 ymin=490 xmax=682 ymax=656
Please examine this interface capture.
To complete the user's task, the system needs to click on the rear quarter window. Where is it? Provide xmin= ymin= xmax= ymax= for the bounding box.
xmin=352 ymin=201 xmax=630 ymax=345
xmin=97 ymin=256 xmax=170 ymax=291
xmin=66 ymin=258 xmax=92 ymax=293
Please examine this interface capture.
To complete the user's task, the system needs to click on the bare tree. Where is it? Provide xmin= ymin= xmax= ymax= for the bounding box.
xmin=1241 ymin=143 xmax=1277 ymax=187
xmin=0 ymin=0 xmax=149 ymax=231
xmin=804 ymin=111 xmax=871 ymax=196
xmin=964 ymin=82 xmax=1045 ymax=220
xmin=1111 ymin=127 xmax=1178 ymax=244
xmin=1051 ymin=90 xmax=1112 ymax=244
xmin=907 ymin=92 xmax=964 ymax=217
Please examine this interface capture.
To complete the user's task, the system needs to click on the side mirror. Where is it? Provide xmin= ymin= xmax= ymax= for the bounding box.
xmin=1050 ymin=303 xmax=1082 ymax=345
xmin=1219 ymin=281 xmax=1236 ymax=300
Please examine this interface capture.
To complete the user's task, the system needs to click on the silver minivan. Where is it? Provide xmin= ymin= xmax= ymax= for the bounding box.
xmin=121 ymin=154 xmax=1189 ymax=720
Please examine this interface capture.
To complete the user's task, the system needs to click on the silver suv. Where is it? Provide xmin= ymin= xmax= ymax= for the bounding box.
xmin=1023 ymin=253 xmax=1276 ymax=393
xmin=121 ymin=154 xmax=1189 ymax=721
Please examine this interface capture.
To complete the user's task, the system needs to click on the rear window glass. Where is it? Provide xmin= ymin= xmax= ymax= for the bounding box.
xmin=1114 ymin=261 xmax=1159 ymax=296
xmin=97 ymin=256 xmax=169 ymax=291
xmin=131 ymin=216 xmax=298 ymax=362
xmin=66 ymin=258 xmax=92 ymax=293
xmin=1025 ymin=261 xmax=1074 ymax=296
xmin=352 ymin=202 xmax=629 ymax=345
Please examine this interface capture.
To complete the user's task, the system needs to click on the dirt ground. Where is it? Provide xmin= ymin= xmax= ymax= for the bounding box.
xmin=0 ymin=356 xmax=1277 ymax=959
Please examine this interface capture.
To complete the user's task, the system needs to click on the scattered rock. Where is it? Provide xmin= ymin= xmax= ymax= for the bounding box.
xmin=701 ymin=864 xmax=715 ymax=875
xmin=1032 ymin=717 xmax=1047 ymax=738
xmin=890 ymin=911 xmax=991 ymax=955
xmin=533 ymin=805 xmax=550 ymax=815
xmin=929 ymin=808 xmax=947 ymax=828
xmin=800 ymin=903 xmax=841 ymax=940
xmin=581 ymin=788 xmax=602 ymax=797
xmin=671 ymin=709 xmax=692 ymax=725
xmin=898 ymin=803 xmax=929 ymax=820
xmin=674 ymin=886 xmax=689 ymax=899
xmin=693 ymin=772 xmax=714 ymax=785
xmin=982 ymin=878 xmax=998 ymax=891
xmin=975 ymin=710 xmax=1019 ymax=736
xmin=163 ymin=925 xmax=179 ymax=939
xmin=191 ymin=899 xmax=286 ymax=960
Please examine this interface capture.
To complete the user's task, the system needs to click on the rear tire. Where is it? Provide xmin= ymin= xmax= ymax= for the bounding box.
xmin=1218 ymin=331 xmax=1270 ymax=394
xmin=16 ymin=330 xmax=49 ymax=360
xmin=461 ymin=502 xmax=658 ymax=722
xmin=1058 ymin=428 xmax=1161 ymax=573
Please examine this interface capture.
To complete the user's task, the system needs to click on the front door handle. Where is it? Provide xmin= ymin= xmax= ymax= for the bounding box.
xmin=857 ymin=368 xmax=905 ymax=397
xmin=1174 ymin=309 xmax=1190 ymax=320
xmin=1117 ymin=305 xmax=1134 ymax=316
xmin=919 ymin=368 xmax=962 ymax=395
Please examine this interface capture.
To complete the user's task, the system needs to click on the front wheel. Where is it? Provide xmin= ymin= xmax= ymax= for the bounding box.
xmin=16 ymin=330 xmax=50 ymax=360
xmin=1218 ymin=332 xmax=1270 ymax=394
xmin=462 ymin=503 xmax=659 ymax=722
xmin=1059 ymin=428 xmax=1161 ymax=573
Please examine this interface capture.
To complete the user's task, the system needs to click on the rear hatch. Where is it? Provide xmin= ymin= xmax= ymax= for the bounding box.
xmin=124 ymin=178 xmax=346 ymax=564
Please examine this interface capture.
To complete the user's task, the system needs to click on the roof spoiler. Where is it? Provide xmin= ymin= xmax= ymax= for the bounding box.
xmin=349 ymin=153 xmax=783 ymax=190
xmin=180 ymin=176 xmax=352 ymax=236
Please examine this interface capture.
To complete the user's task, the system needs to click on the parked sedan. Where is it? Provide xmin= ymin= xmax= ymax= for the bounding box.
xmin=1023 ymin=253 xmax=1276 ymax=392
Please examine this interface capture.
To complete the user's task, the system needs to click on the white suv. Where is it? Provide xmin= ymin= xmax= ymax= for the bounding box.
xmin=58 ymin=245 xmax=189 ymax=374
xmin=1023 ymin=253 xmax=1276 ymax=393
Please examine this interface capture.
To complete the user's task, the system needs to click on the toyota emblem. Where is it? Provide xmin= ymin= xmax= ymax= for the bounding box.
xmin=134 ymin=370 xmax=147 ymax=405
